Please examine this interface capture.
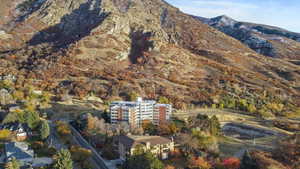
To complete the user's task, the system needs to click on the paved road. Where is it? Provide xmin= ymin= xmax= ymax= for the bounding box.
xmin=69 ymin=125 xmax=111 ymax=169
xmin=47 ymin=122 xmax=67 ymax=150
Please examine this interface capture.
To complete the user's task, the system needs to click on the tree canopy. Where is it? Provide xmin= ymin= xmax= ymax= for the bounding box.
xmin=40 ymin=120 xmax=50 ymax=140
xmin=53 ymin=149 xmax=73 ymax=169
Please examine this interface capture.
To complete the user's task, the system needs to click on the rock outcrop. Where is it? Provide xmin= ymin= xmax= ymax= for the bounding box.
xmin=196 ymin=15 xmax=300 ymax=59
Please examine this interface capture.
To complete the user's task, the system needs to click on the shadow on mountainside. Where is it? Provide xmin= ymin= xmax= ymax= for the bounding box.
xmin=129 ymin=30 xmax=154 ymax=64
xmin=27 ymin=0 xmax=110 ymax=50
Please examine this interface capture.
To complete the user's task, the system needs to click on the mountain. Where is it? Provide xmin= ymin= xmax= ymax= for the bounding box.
xmin=195 ymin=15 xmax=300 ymax=59
xmin=0 ymin=0 xmax=300 ymax=111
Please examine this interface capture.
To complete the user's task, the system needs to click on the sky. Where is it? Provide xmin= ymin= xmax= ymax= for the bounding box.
xmin=165 ymin=0 xmax=300 ymax=32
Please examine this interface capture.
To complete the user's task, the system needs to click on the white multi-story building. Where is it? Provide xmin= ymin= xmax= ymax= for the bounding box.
xmin=110 ymin=97 xmax=172 ymax=128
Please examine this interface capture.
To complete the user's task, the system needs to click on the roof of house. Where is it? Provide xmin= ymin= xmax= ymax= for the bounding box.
xmin=0 ymin=123 xmax=30 ymax=132
xmin=119 ymin=135 xmax=172 ymax=149
xmin=5 ymin=142 xmax=34 ymax=160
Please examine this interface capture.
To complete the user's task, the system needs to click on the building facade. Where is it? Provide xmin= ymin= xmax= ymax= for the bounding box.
xmin=110 ymin=97 xmax=172 ymax=127
xmin=118 ymin=135 xmax=175 ymax=160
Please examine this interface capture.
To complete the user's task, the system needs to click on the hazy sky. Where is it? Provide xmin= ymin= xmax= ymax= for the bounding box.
xmin=165 ymin=0 xmax=300 ymax=32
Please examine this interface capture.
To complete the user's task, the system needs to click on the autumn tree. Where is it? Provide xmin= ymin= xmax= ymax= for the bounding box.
xmin=12 ymin=90 xmax=25 ymax=101
xmin=85 ymin=113 xmax=107 ymax=134
xmin=168 ymin=123 xmax=179 ymax=135
xmin=177 ymin=133 xmax=199 ymax=155
xmin=142 ymin=122 xmax=158 ymax=135
xmin=128 ymin=91 xmax=139 ymax=101
xmin=70 ymin=146 xmax=92 ymax=162
xmin=188 ymin=156 xmax=211 ymax=169
xmin=86 ymin=113 xmax=96 ymax=131
xmin=158 ymin=122 xmax=171 ymax=135
xmin=222 ymin=157 xmax=241 ymax=169
xmin=131 ymin=127 xmax=144 ymax=135
xmin=164 ymin=165 xmax=175 ymax=169
xmin=39 ymin=91 xmax=51 ymax=108
xmin=158 ymin=96 xmax=170 ymax=104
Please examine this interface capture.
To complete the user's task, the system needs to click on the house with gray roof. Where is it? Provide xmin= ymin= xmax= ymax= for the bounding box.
xmin=118 ymin=135 xmax=174 ymax=160
xmin=5 ymin=142 xmax=34 ymax=166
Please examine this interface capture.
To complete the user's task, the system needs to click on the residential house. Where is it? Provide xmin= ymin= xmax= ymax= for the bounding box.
xmin=4 ymin=142 xmax=53 ymax=167
xmin=0 ymin=123 xmax=31 ymax=141
xmin=118 ymin=135 xmax=174 ymax=160
xmin=5 ymin=142 xmax=34 ymax=166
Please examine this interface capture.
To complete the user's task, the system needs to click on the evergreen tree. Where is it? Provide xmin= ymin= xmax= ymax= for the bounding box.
xmin=25 ymin=111 xmax=40 ymax=129
xmin=240 ymin=150 xmax=258 ymax=169
xmin=5 ymin=158 xmax=20 ymax=169
xmin=40 ymin=120 xmax=50 ymax=140
xmin=54 ymin=149 xmax=73 ymax=169
xmin=125 ymin=151 xmax=164 ymax=169
xmin=209 ymin=115 xmax=221 ymax=136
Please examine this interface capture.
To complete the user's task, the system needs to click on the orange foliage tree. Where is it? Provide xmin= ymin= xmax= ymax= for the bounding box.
xmin=188 ymin=156 xmax=211 ymax=169
xmin=222 ymin=157 xmax=240 ymax=169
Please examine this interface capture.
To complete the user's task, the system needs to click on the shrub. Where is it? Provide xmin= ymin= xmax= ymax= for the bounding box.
xmin=70 ymin=146 xmax=92 ymax=162
xmin=0 ymin=129 xmax=12 ymax=141
xmin=31 ymin=141 xmax=44 ymax=149
xmin=158 ymin=96 xmax=170 ymax=104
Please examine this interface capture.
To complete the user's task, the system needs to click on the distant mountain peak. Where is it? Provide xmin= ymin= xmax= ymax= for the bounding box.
xmin=209 ymin=15 xmax=237 ymax=27
xmin=195 ymin=14 xmax=300 ymax=58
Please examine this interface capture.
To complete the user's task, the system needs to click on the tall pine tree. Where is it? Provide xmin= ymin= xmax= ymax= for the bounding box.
xmin=40 ymin=120 xmax=50 ymax=140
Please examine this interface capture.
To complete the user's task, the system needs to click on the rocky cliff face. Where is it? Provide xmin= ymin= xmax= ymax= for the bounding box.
xmin=196 ymin=15 xmax=300 ymax=59
xmin=0 ymin=0 xmax=300 ymax=108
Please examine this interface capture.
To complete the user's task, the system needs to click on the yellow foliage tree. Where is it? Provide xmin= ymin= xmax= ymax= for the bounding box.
xmin=0 ymin=129 xmax=12 ymax=141
xmin=12 ymin=90 xmax=25 ymax=101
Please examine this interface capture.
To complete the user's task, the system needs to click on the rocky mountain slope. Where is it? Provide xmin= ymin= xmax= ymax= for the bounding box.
xmin=0 ymin=0 xmax=300 ymax=111
xmin=195 ymin=15 xmax=300 ymax=59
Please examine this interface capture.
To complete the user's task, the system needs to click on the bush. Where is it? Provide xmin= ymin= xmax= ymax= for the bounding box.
xmin=257 ymin=109 xmax=275 ymax=119
xmin=31 ymin=141 xmax=44 ymax=149
xmin=128 ymin=92 xmax=139 ymax=101
xmin=158 ymin=96 xmax=170 ymax=104
xmin=0 ymin=129 xmax=12 ymax=141
xmin=70 ymin=146 xmax=92 ymax=162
